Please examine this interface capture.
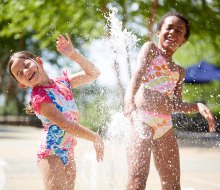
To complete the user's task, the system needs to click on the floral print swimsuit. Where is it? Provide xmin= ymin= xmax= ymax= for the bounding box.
xmin=31 ymin=72 xmax=78 ymax=165
xmin=137 ymin=48 xmax=180 ymax=139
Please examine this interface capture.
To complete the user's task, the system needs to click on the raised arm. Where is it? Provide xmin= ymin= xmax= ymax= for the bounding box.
xmin=124 ymin=41 xmax=156 ymax=116
xmin=56 ymin=33 xmax=100 ymax=88
xmin=173 ymin=67 xmax=216 ymax=132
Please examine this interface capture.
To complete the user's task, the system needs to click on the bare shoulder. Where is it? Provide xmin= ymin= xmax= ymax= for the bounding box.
xmin=140 ymin=41 xmax=157 ymax=54
xmin=139 ymin=41 xmax=158 ymax=61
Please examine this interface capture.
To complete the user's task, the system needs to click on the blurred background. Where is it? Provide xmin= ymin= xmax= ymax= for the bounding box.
xmin=0 ymin=0 xmax=220 ymax=132
xmin=0 ymin=1 xmax=220 ymax=190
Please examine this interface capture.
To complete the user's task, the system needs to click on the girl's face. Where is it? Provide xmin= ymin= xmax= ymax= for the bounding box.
xmin=10 ymin=57 xmax=43 ymax=88
xmin=157 ymin=16 xmax=187 ymax=54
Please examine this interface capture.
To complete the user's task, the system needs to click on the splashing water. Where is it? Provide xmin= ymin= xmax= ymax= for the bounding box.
xmin=105 ymin=6 xmax=139 ymax=103
xmin=75 ymin=111 xmax=131 ymax=190
xmin=130 ymin=111 xmax=152 ymax=140
xmin=104 ymin=6 xmax=143 ymax=144
xmin=75 ymin=110 xmax=152 ymax=189
xmin=105 ymin=111 xmax=131 ymax=144
xmin=106 ymin=6 xmax=139 ymax=77
xmin=103 ymin=5 xmax=148 ymax=165
xmin=75 ymin=7 xmax=141 ymax=189
xmin=106 ymin=7 xmax=139 ymax=55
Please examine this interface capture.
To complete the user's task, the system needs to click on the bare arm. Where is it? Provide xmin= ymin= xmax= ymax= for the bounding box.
xmin=173 ymin=67 xmax=216 ymax=132
xmin=173 ymin=68 xmax=198 ymax=113
xmin=56 ymin=33 xmax=100 ymax=88
xmin=124 ymin=41 xmax=157 ymax=115
xmin=40 ymin=103 xmax=104 ymax=161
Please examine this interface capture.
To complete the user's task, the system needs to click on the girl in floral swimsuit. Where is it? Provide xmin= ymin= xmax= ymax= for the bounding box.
xmin=8 ymin=33 xmax=104 ymax=190
xmin=124 ymin=12 xmax=215 ymax=190
xmin=32 ymin=71 xmax=79 ymax=165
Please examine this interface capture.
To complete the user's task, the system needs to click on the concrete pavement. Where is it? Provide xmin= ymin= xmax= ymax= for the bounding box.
xmin=0 ymin=125 xmax=220 ymax=190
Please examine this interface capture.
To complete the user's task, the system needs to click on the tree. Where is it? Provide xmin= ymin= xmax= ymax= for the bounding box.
xmin=0 ymin=0 xmax=108 ymax=115
xmin=1 ymin=0 xmax=220 ymax=116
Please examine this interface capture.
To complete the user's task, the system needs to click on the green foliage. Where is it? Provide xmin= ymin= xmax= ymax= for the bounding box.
xmin=0 ymin=0 xmax=106 ymax=48
xmin=1 ymin=0 xmax=220 ymax=119
xmin=174 ymin=35 xmax=220 ymax=67
xmin=0 ymin=99 xmax=19 ymax=115
xmin=78 ymin=96 xmax=110 ymax=132
xmin=0 ymin=0 xmax=110 ymax=116
xmin=182 ymin=81 xmax=220 ymax=113
xmin=74 ymin=84 xmax=112 ymax=132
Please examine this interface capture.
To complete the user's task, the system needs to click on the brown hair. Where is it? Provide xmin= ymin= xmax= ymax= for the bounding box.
xmin=8 ymin=51 xmax=38 ymax=82
xmin=8 ymin=51 xmax=37 ymax=115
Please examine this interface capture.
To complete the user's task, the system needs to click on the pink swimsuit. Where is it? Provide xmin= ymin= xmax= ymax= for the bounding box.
xmin=140 ymin=49 xmax=179 ymax=139
xmin=31 ymin=72 xmax=78 ymax=165
xmin=143 ymin=50 xmax=179 ymax=99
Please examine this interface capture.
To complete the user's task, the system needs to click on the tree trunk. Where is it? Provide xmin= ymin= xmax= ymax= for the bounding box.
xmin=2 ymin=35 xmax=27 ymax=115
xmin=146 ymin=0 xmax=159 ymax=41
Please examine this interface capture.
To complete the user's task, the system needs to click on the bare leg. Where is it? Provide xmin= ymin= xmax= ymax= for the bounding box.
xmin=126 ymin=123 xmax=153 ymax=190
xmin=152 ymin=129 xmax=180 ymax=190
xmin=38 ymin=155 xmax=76 ymax=190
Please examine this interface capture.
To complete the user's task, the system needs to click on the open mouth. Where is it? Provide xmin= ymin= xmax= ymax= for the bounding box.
xmin=166 ymin=37 xmax=175 ymax=43
xmin=28 ymin=72 xmax=35 ymax=81
xmin=165 ymin=37 xmax=177 ymax=47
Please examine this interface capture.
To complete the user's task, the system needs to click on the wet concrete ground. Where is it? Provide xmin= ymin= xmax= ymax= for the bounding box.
xmin=0 ymin=125 xmax=220 ymax=190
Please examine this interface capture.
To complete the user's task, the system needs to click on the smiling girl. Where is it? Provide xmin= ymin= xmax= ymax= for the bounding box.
xmin=8 ymin=33 xmax=104 ymax=190
xmin=124 ymin=12 xmax=215 ymax=190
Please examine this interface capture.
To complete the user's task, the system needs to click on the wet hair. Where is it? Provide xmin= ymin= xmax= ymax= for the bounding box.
xmin=156 ymin=12 xmax=190 ymax=41
xmin=8 ymin=51 xmax=38 ymax=82
xmin=8 ymin=51 xmax=37 ymax=115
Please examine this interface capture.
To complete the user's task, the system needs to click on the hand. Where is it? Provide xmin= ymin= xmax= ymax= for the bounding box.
xmin=124 ymin=100 xmax=136 ymax=117
xmin=56 ymin=33 xmax=75 ymax=57
xmin=197 ymin=103 xmax=216 ymax=133
xmin=94 ymin=135 xmax=104 ymax=162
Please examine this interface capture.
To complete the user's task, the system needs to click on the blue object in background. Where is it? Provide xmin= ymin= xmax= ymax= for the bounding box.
xmin=185 ymin=61 xmax=220 ymax=83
